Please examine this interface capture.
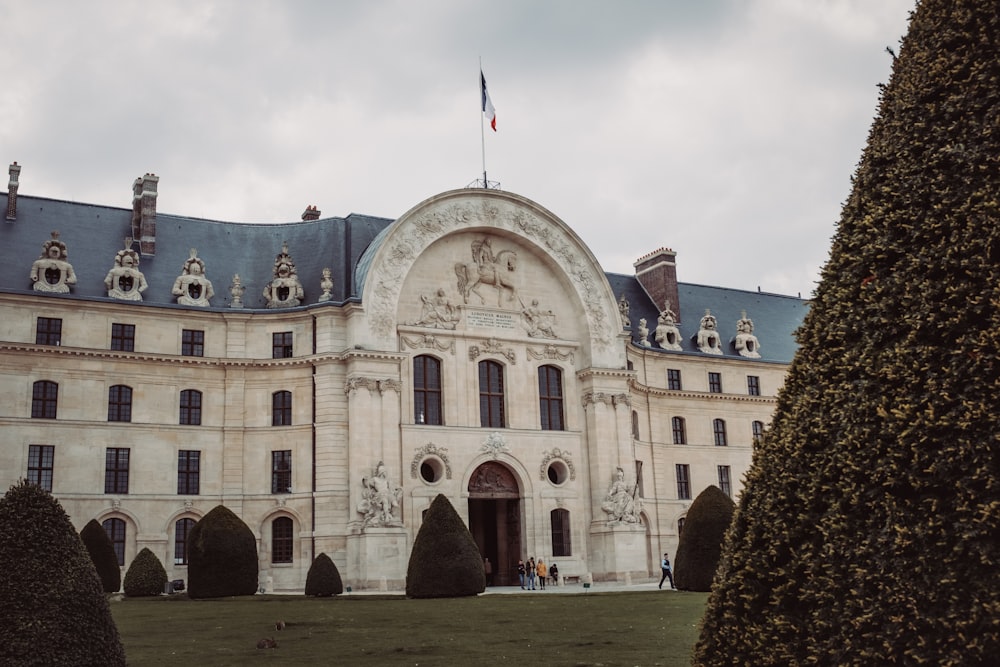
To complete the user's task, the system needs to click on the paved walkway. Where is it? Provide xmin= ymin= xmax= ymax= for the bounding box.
xmin=341 ymin=580 xmax=677 ymax=596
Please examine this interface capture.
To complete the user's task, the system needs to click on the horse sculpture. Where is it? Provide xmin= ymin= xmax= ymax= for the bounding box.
xmin=455 ymin=238 xmax=518 ymax=306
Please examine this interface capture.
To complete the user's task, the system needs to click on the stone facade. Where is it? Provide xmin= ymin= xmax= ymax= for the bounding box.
xmin=0 ymin=180 xmax=806 ymax=590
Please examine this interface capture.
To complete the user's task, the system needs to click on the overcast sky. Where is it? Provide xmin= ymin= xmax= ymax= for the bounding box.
xmin=1 ymin=0 xmax=915 ymax=297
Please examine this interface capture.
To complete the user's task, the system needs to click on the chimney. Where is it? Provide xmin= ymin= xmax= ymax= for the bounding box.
xmin=301 ymin=205 xmax=321 ymax=221
xmin=634 ymin=247 xmax=681 ymax=322
xmin=6 ymin=162 xmax=20 ymax=222
xmin=130 ymin=173 xmax=159 ymax=256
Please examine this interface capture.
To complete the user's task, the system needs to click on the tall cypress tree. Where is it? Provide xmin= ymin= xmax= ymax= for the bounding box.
xmin=695 ymin=1 xmax=1000 ymax=665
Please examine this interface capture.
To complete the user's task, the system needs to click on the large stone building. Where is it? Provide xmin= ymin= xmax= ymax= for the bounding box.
xmin=0 ymin=163 xmax=806 ymax=590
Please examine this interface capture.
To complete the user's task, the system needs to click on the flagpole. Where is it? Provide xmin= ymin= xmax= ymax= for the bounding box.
xmin=480 ymin=57 xmax=487 ymax=188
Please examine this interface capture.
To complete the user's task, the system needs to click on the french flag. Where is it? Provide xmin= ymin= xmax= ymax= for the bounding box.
xmin=481 ymin=70 xmax=497 ymax=131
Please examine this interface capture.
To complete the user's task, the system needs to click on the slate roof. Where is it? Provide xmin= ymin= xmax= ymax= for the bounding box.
xmin=1 ymin=189 xmax=808 ymax=362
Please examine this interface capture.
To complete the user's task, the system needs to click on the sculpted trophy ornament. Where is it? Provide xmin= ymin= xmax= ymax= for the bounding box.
xmin=104 ymin=238 xmax=148 ymax=301
xmin=172 ymin=249 xmax=214 ymax=307
xmin=357 ymin=461 xmax=402 ymax=528
xmin=318 ymin=267 xmax=333 ymax=302
xmin=734 ymin=310 xmax=762 ymax=358
xmin=30 ymin=231 xmax=77 ymax=293
xmin=636 ymin=318 xmax=651 ymax=347
xmin=263 ymin=242 xmax=304 ymax=308
xmin=601 ymin=466 xmax=642 ymax=524
xmin=653 ymin=300 xmax=682 ymax=351
xmin=695 ymin=309 xmax=723 ymax=355
xmin=229 ymin=274 xmax=245 ymax=308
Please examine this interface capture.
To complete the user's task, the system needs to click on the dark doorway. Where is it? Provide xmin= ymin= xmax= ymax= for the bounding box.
xmin=468 ymin=462 xmax=521 ymax=586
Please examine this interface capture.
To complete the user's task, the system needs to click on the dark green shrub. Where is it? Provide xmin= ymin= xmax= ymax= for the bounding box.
xmin=123 ymin=547 xmax=168 ymax=597
xmin=696 ymin=1 xmax=1000 ymax=664
xmin=673 ymin=485 xmax=735 ymax=592
xmin=80 ymin=518 xmax=122 ymax=593
xmin=0 ymin=480 xmax=126 ymax=666
xmin=187 ymin=505 xmax=258 ymax=599
xmin=304 ymin=552 xmax=343 ymax=596
xmin=406 ymin=494 xmax=485 ymax=598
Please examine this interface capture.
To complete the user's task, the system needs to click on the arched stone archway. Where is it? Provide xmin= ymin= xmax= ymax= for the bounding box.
xmin=467 ymin=461 xmax=521 ymax=587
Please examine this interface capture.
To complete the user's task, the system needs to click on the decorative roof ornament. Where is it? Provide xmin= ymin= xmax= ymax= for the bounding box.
xmin=30 ymin=231 xmax=77 ymax=293
xmin=172 ymin=248 xmax=214 ymax=307
xmin=734 ymin=310 xmax=762 ymax=358
xmin=263 ymin=241 xmax=304 ymax=308
xmin=104 ymin=238 xmax=148 ymax=301
xmin=695 ymin=309 xmax=723 ymax=355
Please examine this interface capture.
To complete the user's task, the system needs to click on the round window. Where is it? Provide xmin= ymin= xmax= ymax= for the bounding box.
xmin=419 ymin=457 xmax=444 ymax=484
xmin=546 ymin=459 xmax=569 ymax=485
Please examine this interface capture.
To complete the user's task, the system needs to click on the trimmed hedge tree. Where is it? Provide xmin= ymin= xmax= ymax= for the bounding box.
xmin=123 ymin=547 xmax=169 ymax=597
xmin=0 ymin=480 xmax=126 ymax=666
xmin=80 ymin=518 xmax=122 ymax=593
xmin=187 ymin=505 xmax=258 ymax=599
xmin=695 ymin=1 xmax=1000 ymax=665
xmin=406 ymin=494 xmax=485 ymax=598
xmin=674 ymin=485 xmax=735 ymax=592
xmin=305 ymin=552 xmax=344 ymax=597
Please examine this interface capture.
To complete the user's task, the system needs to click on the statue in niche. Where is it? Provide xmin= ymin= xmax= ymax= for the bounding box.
xmin=263 ymin=242 xmax=304 ymax=308
xmin=521 ymin=298 xmax=557 ymax=338
xmin=30 ymin=231 xmax=77 ymax=293
xmin=172 ymin=249 xmax=214 ymax=307
xmin=318 ymin=267 xmax=333 ymax=302
xmin=618 ymin=293 xmax=630 ymax=327
xmin=601 ymin=467 xmax=641 ymax=524
xmin=104 ymin=238 xmax=148 ymax=301
xmin=696 ymin=309 xmax=723 ymax=355
xmin=636 ymin=318 xmax=651 ymax=347
xmin=357 ymin=461 xmax=402 ymax=527
xmin=654 ymin=300 xmax=682 ymax=351
xmin=734 ymin=310 xmax=762 ymax=358
xmin=229 ymin=274 xmax=245 ymax=308
xmin=454 ymin=237 xmax=518 ymax=306
xmin=412 ymin=288 xmax=460 ymax=329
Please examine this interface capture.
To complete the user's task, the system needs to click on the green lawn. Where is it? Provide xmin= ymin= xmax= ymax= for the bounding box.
xmin=112 ymin=590 xmax=707 ymax=666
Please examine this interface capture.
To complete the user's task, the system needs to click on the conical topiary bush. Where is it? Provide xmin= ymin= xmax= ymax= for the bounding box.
xmin=123 ymin=547 xmax=169 ymax=597
xmin=406 ymin=494 xmax=485 ymax=598
xmin=80 ymin=518 xmax=122 ymax=593
xmin=304 ymin=552 xmax=344 ymax=596
xmin=187 ymin=505 xmax=258 ymax=599
xmin=0 ymin=480 xmax=126 ymax=666
xmin=674 ymin=485 xmax=735 ymax=592
xmin=695 ymin=1 xmax=1000 ymax=665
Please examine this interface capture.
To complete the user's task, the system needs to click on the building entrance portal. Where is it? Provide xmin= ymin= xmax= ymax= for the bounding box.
xmin=468 ymin=462 xmax=521 ymax=587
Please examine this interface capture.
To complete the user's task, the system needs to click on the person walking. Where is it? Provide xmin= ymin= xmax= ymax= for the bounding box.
xmin=536 ymin=559 xmax=547 ymax=590
xmin=659 ymin=553 xmax=676 ymax=590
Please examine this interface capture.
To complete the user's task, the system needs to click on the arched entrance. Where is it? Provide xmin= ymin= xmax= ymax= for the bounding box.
xmin=468 ymin=461 xmax=521 ymax=587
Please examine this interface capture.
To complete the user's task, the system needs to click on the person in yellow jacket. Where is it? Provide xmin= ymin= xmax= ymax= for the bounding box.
xmin=536 ymin=558 xmax=548 ymax=590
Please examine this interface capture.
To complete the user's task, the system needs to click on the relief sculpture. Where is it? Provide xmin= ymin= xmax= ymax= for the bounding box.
xmin=455 ymin=237 xmax=518 ymax=306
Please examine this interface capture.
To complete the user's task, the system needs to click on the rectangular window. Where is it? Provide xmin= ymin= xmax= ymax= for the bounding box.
xmin=538 ymin=366 xmax=565 ymax=431
xmin=35 ymin=317 xmax=62 ymax=346
xmin=667 ymin=369 xmax=682 ymax=391
xmin=272 ymin=332 xmax=293 ymax=359
xmin=174 ymin=518 xmax=195 ymax=565
xmin=747 ymin=375 xmax=761 ymax=396
xmin=31 ymin=380 xmax=59 ymax=419
xmin=110 ymin=323 xmax=136 ymax=352
xmin=107 ymin=385 xmax=133 ymax=422
xmin=103 ymin=518 xmax=126 ymax=566
xmin=27 ymin=445 xmax=54 ymax=492
xmin=676 ymin=464 xmax=691 ymax=500
xmin=478 ymin=360 xmax=506 ymax=428
xmin=551 ymin=509 xmax=572 ymax=557
xmin=177 ymin=450 xmax=200 ymax=495
xmin=105 ymin=448 xmax=130 ymax=494
xmin=714 ymin=419 xmax=728 ymax=446
xmin=708 ymin=372 xmax=723 ymax=393
xmin=181 ymin=329 xmax=205 ymax=357
xmin=272 ymin=391 xmax=293 ymax=426
xmin=413 ymin=356 xmax=443 ymax=425
xmin=179 ymin=389 xmax=202 ymax=426
xmin=671 ymin=417 xmax=687 ymax=445
xmin=635 ymin=460 xmax=644 ymax=498
xmin=272 ymin=450 xmax=291 ymax=493
xmin=718 ymin=465 xmax=732 ymax=497
xmin=272 ymin=517 xmax=294 ymax=564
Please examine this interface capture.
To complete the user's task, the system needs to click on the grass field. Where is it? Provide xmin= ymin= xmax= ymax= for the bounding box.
xmin=112 ymin=590 xmax=708 ymax=666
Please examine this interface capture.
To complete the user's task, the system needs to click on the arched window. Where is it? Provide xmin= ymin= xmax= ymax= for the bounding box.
xmin=550 ymin=509 xmax=571 ymax=557
xmin=272 ymin=390 xmax=292 ymax=426
xmin=174 ymin=518 xmax=196 ymax=565
xmin=478 ymin=360 xmax=505 ymax=428
xmin=179 ymin=389 xmax=202 ymax=426
xmin=713 ymin=418 xmax=728 ymax=446
xmin=102 ymin=517 xmax=126 ymax=566
xmin=538 ymin=365 xmax=564 ymax=431
xmin=752 ymin=420 xmax=765 ymax=443
xmin=108 ymin=385 xmax=133 ymax=422
xmin=31 ymin=380 xmax=58 ymax=419
xmin=272 ymin=516 xmax=293 ymax=564
xmin=671 ymin=417 xmax=687 ymax=445
xmin=631 ymin=410 xmax=640 ymax=440
xmin=413 ymin=355 xmax=443 ymax=425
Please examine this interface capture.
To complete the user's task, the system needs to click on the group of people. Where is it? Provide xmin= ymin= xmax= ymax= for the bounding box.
xmin=515 ymin=557 xmax=558 ymax=590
